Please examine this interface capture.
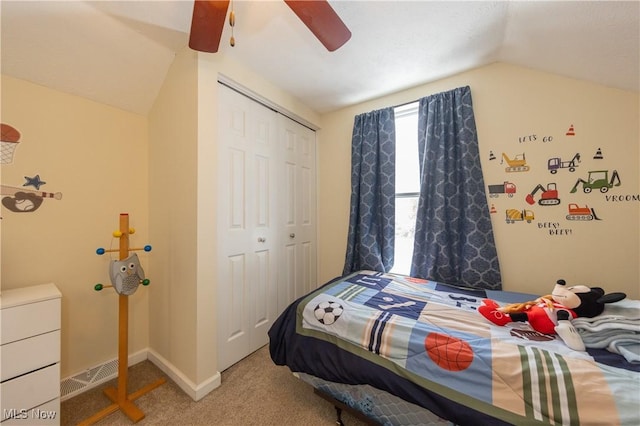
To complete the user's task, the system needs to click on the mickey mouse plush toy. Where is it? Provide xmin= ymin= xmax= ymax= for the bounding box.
xmin=479 ymin=279 xmax=626 ymax=351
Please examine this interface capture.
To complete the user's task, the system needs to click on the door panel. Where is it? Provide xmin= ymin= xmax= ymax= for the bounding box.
xmin=217 ymin=84 xmax=316 ymax=371
xmin=278 ymin=114 xmax=317 ymax=309
xmin=217 ymin=86 xmax=278 ymax=371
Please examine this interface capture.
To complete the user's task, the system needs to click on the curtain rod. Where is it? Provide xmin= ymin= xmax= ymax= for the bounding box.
xmin=393 ymin=99 xmax=420 ymax=109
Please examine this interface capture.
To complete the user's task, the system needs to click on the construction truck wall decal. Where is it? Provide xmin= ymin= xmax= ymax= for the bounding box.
xmin=548 ymin=153 xmax=580 ymax=174
xmin=505 ymin=209 xmax=535 ymax=224
xmin=526 ymin=183 xmax=560 ymax=206
xmin=488 ymin=181 xmax=516 ymax=198
xmin=570 ymin=170 xmax=621 ymax=194
xmin=501 ymin=153 xmax=530 ymax=172
xmin=566 ymin=203 xmax=602 ymax=221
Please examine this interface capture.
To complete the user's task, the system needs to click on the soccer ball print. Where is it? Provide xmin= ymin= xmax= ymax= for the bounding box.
xmin=314 ymin=300 xmax=344 ymax=325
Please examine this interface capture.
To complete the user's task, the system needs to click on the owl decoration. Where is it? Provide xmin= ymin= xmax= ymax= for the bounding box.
xmin=109 ymin=253 xmax=145 ymax=296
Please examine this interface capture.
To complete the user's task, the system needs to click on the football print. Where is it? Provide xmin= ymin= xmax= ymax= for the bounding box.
xmin=314 ymin=300 xmax=344 ymax=325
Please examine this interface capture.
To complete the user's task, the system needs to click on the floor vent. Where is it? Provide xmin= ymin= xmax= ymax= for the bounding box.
xmin=60 ymin=358 xmax=119 ymax=401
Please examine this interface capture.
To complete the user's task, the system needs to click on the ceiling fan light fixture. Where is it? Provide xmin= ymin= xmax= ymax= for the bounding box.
xmin=229 ymin=0 xmax=235 ymax=47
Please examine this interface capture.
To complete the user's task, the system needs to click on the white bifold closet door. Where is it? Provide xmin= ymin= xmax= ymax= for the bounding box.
xmin=217 ymin=84 xmax=316 ymax=371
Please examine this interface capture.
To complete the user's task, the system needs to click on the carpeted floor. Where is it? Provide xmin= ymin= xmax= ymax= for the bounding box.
xmin=61 ymin=345 xmax=370 ymax=425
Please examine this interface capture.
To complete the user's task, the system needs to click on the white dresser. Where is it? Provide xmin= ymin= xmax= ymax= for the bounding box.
xmin=0 ymin=283 xmax=61 ymax=425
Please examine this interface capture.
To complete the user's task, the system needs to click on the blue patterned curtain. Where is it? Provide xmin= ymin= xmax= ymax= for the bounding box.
xmin=410 ymin=86 xmax=501 ymax=289
xmin=343 ymin=108 xmax=396 ymax=275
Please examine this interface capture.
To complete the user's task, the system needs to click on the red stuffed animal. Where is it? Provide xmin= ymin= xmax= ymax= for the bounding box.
xmin=479 ymin=279 xmax=626 ymax=351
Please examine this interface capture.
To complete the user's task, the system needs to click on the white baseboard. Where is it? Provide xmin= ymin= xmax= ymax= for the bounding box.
xmin=146 ymin=348 xmax=221 ymax=401
xmin=61 ymin=348 xmax=221 ymax=402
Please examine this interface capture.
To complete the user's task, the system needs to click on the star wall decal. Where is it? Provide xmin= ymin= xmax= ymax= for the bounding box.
xmin=23 ymin=174 xmax=46 ymax=190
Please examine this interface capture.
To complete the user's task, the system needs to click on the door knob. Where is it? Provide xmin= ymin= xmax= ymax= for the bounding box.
xmin=289 ymin=233 xmax=295 ymax=239
xmin=258 ymin=237 xmax=266 ymax=243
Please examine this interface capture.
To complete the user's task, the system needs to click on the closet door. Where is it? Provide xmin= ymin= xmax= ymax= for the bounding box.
xmin=217 ymin=85 xmax=279 ymax=371
xmin=278 ymin=114 xmax=317 ymax=313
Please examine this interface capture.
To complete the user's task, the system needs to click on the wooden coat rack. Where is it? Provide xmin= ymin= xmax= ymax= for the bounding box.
xmin=80 ymin=213 xmax=165 ymax=425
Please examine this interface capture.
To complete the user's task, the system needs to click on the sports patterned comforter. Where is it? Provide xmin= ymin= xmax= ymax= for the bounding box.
xmin=269 ymin=270 xmax=640 ymax=426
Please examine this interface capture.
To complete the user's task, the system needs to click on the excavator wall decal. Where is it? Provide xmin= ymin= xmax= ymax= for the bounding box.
xmin=526 ymin=183 xmax=560 ymax=206
xmin=500 ymin=153 xmax=530 ymax=172
xmin=570 ymin=170 xmax=621 ymax=194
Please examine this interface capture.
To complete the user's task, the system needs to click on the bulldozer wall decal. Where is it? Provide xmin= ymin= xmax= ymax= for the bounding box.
xmin=566 ymin=203 xmax=602 ymax=221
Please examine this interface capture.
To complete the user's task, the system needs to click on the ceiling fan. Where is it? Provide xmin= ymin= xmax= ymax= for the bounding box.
xmin=188 ymin=0 xmax=351 ymax=53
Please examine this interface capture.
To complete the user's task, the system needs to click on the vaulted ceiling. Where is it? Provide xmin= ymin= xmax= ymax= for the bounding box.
xmin=1 ymin=1 xmax=638 ymax=115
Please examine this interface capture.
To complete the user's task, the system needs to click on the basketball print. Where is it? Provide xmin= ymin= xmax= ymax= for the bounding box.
xmin=425 ymin=332 xmax=474 ymax=371
xmin=314 ymin=300 xmax=344 ymax=325
xmin=1 ymin=123 xmax=21 ymax=164
xmin=1 ymin=123 xmax=20 ymax=142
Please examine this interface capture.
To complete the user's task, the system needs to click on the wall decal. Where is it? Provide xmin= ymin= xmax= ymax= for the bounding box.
xmin=593 ymin=148 xmax=604 ymax=159
xmin=569 ymin=170 xmax=621 ymax=194
xmin=1 ymin=123 xmax=64 ymax=215
xmin=538 ymin=222 xmax=572 ymax=235
xmin=566 ymin=203 xmax=602 ymax=221
xmin=501 ymin=152 xmax=530 ymax=172
xmin=1 ymin=123 xmax=21 ymax=164
xmin=526 ymin=183 xmax=560 ymax=206
xmin=488 ymin=181 xmax=516 ymax=198
xmin=565 ymin=124 xmax=575 ymax=136
xmin=0 ymin=185 xmax=62 ymax=213
xmin=489 ymin=119 xmax=631 ymax=239
xmin=23 ymin=174 xmax=46 ymax=190
xmin=548 ymin=153 xmax=580 ymax=174
xmin=2 ymin=192 xmax=43 ymax=212
xmin=604 ymin=194 xmax=640 ymax=202
xmin=518 ymin=134 xmax=554 ymax=143
xmin=505 ymin=209 xmax=535 ymax=224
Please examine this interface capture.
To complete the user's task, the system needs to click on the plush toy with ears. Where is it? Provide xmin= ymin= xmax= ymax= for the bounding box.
xmin=479 ymin=279 xmax=627 ymax=351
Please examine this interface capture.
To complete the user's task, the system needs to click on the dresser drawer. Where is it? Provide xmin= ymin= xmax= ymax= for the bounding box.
xmin=1 ymin=330 xmax=60 ymax=381
xmin=0 ymin=363 xmax=60 ymax=421
xmin=1 ymin=299 xmax=60 ymax=345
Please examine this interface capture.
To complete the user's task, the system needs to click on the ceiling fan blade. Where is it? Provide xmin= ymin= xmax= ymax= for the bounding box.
xmin=284 ymin=0 xmax=351 ymax=51
xmin=189 ymin=0 xmax=230 ymax=53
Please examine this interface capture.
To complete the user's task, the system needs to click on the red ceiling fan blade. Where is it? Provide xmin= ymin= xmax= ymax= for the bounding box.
xmin=189 ymin=0 xmax=230 ymax=53
xmin=284 ymin=0 xmax=351 ymax=51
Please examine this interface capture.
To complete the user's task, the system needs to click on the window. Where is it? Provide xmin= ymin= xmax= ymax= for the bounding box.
xmin=391 ymin=103 xmax=419 ymax=275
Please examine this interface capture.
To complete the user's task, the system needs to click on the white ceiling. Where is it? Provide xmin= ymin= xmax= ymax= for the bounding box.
xmin=1 ymin=1 xmax=638 ymax=116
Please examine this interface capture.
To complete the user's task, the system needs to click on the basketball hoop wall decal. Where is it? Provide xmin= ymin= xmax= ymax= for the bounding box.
xmin=1 ymin=123 xmax=21 ymax=164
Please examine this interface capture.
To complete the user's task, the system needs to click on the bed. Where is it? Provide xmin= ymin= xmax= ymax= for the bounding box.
xmin=268 ymin=270 xmax=640 ymax=425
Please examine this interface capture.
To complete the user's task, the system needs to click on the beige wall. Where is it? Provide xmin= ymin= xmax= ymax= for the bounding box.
xmin=147 ymin=47 xmax=200 ymax=386
xmin=318 ymin=63 xmax=639 ymax=299
xmin=0 ymin=75 xmax=150 ymax=378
